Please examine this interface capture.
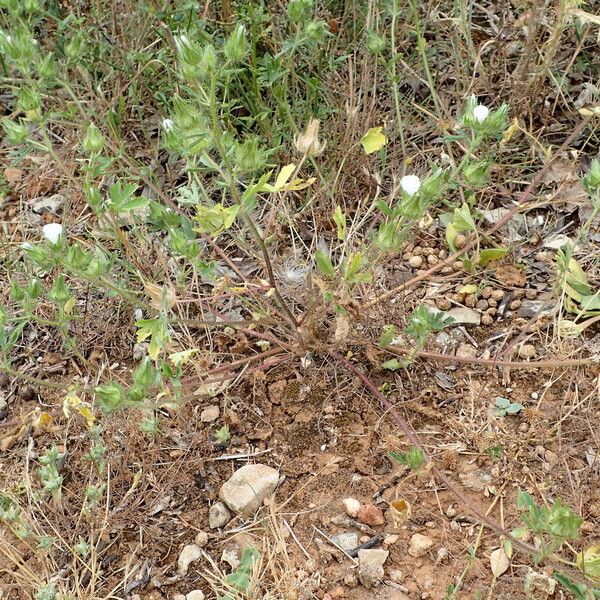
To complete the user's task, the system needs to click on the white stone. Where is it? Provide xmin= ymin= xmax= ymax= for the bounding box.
xmin=447 ymin=307 xmax=481 ymax=326
xmin=342 ymin=497 xmax=360 ymax=518
xmin=219 ymin=464 xmax=279 ymax=516
xmin=357 ymin=548 xmax=389 ymax=588
xmin=208 ymin=502 xmax=231 ymax=529
xmin=408 ymin=533 xmax=434 ymax=558
xmin=186 ymin=591 xmax=205 ymax=600
xmin=194 ymin=531 xmax=208 ymax=547
xmin=177 ymin=543 xmax=201 ymax=575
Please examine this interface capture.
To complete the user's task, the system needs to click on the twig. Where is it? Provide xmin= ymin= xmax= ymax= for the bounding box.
xmin=384 ymin=345 xmax=598 ymax=369
xmin=210 ymin=449 xmax=273 ymax=462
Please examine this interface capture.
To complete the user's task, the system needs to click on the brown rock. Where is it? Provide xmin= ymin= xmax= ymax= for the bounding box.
xmin=357 ymin=504 xmax=385 ymax=526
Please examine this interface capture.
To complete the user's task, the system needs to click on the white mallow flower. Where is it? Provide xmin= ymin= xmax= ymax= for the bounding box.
xmin=42 ymin=223 xmax=63 ymax=244
xmin=400 ymin=174 xmax=421 ymax=196
xmin=473 ymin=104 xmax=490 ymax=123
xmin=162 ymin=119 xmax=174 ymax=131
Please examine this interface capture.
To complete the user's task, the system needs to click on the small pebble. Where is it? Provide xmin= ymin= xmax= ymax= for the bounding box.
xmin=454 ymin=234 xmax=467 ymax=249
xmin=195 ymin=531 xmax=208 ymax=547
xmin=481 ymin=286 xmax=493 ymax=299
xmin=509 ymin=299 xmax=522 ymax=310
xmin=452 ymin=261 xmax=463 ymax=272
xmin=436 ymin=298 xmax=452 ymax=311
xmin=342 ymin=497 xmax=361 ymax=518
xmin=491 ymin=289 xmax=505 ymax=301
xmin=525 ymin=289 xmax=538 ymax=299
xmin=465 ymin=295 xmax=476 ymax=308
xmin=427 ymin=254 xmax=438 ymax=265
xmin=408 ymin=255 xmax=423 ymax=268
xmin=482 ymin=314 xmax=494 ymax=326
xmin=518 ymin=344 xmax=537 ymax=359
xmin=476 ymin=299 xmax=488 ymax=310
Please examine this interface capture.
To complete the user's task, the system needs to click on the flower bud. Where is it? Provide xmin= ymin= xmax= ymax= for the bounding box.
xmin=82 ymin=122 xmax=104 ymax=153
xmin=223 ymin=25 xmax=249 ymax=63
xmin=17 ymin=85 xmax=41 ymax=120
xmin=294 ymin=118 xmax=324 ymax=156
xmin=366 ymin=30 xmax=386 ymax=54
xmin=287 ymin=0 xmax=313 ymax=22
xmin=583 ymin=159 xmax=600 ymax=195
xmin=3 ymin=118 xmax=28 ymax=144
xmin=463 ymin=160 xmax=489 ymax=188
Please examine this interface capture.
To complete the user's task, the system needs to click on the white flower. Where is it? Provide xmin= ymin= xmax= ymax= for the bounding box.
xmin=42 ymin=223 xmax=63 ymax=244
xmin=162 ymin=119 xmax=174 ymax=131
xmin=473 ymin=104 xmax=490 ymax=123
xmin=400 ymin=175 xmax=421 ymax=196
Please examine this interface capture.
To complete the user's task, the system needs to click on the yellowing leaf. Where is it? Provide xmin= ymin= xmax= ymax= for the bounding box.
xmin=33 ymin=410 xmax=53 ymax=431
xmin=361 ymin=126 xmax=387 ymax=155
xmin=273 ymin=163 xmax=296 ymax=190
xmin=576 ymin=546 xmax=600 ymax=578
xmin=459 ymin=284 xmax=478 ymax=295
xmin=169 ymin=349 xmax=199 ymax=366
xmin=63 ymin=395 xmax=95 ymax=428
xmin=501 ymin=117 xmax=521 ymax=145
xmin=489 ymin=547 xmax=510 ymax=578
xmin=63 ymin=297 xmax=77 ymax=315
xmin=261 ymin=164 xmax=316 ymax=192
xmin=390 ymin=498 xmax=411 ymax=527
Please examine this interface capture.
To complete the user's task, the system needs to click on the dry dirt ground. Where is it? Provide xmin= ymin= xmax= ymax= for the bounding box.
xmin=1 ymin=160 xmax=599 ymax=599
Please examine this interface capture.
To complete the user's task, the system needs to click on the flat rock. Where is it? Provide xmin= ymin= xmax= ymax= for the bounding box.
xmin=200 ymin=405 xmax=220 ymax=423
xmin=408 ymin=533 xmax=434 ymax=558
xmin=219 ymin=464 xmax=279 ymax=516
xmin=178 ymin=544 xmax=201 ymax=575
xmin=518 ymin=300 xmax=549 ymax=319
xmin=447 ymin=307 xmax=481 ymax=326
xmin=208 ymin=502 xmax=231 ymax=529
xmin=32 ymin=193 xmax=65 ymax=215
xmin=357 ymin=548 xmax=388 ymax=588
xmin=331 ymin=531 xmax=359 ymax=552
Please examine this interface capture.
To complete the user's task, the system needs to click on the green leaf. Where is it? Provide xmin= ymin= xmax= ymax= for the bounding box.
xmin=116 ymin=195 xmax=149 ymax=213
xmin=379 ymin=325 xmax=397 ymax=348
xmin=388 ymin=447 xmax=425 ymax=471
xmin=94 ymin=383 xmax=124 ymax=412
xmin=452 ymin=203 xmax=476 ymax=232
xmin=333 ymin=205 xmax=346 ymax=240
xmin=478 ymin=247 xmax=508 ymax=267
xmin=495 ymin=397 xmax=511 ymax=408
xmin=315 ymin=249 xmax=335 ymax=278
xmin=361 ymin=126 xmax=387 ymax=155
xmin=381 ymin=359 xmax=401 ymax=370
xmin=194 ymin=203 xmax=240 ymax=235
xmin=505 ymin=402 xmax=523 ymax=414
